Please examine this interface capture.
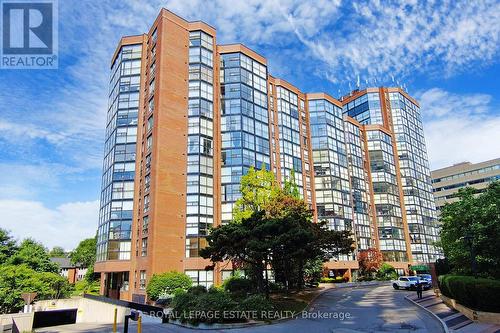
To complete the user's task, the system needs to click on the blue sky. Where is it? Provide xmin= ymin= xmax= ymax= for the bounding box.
xmin=0 ymin=0 xmax=499 ymax=249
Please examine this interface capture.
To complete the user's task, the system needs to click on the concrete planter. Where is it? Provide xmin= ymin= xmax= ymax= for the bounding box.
xmin=440 ymin=294 xmax=500 ymax=325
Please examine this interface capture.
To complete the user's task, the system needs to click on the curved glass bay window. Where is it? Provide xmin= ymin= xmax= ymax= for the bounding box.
xmin=309 ymin=98 xmax=353 ymax=260
xmin=389 ymin=92 xmax=439 ymax=263
xmin=220 ymin=52 xmax=270 ymax=224
xmin=276 ymin=87 xmax=304 ymax=196
xmin=366 ymin=129 xmax=408 ymax=262
xmin=345 ymin=121 xmax=374 ymax=250
xmin=185 ymin=31 xmax=215 ymax=257
xmin=343 ymin=92 xmax=382 ymax=125
xmin=97 ymin=44 xmax=142 ymax=261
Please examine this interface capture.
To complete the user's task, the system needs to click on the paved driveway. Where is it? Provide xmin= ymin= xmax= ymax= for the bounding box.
xmin=37 ymin=285 xmax=445 ymax=333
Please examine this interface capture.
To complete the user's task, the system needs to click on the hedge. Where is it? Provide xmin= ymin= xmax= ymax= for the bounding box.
xmin=320 ymin=276 xmax=347 ymax=283
xmin=171 ymin=289 xmax=241 ymax=325
xmin=438 ymin=275 xmax=500 ymax=312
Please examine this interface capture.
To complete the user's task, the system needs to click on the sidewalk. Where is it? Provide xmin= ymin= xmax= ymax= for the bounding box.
xmin=406 ymin=291 xmax=500 ymax=333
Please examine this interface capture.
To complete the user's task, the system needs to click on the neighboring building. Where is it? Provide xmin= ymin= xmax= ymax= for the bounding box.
xmin=50 ymin=257 xmax=88 ymax=284
xmin=431 ymin=158 xmax=500 ymax=211
xmin=94 ymin=9 xmax=440 ymax=302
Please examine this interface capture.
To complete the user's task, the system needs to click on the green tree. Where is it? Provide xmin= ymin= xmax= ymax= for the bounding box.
xmin=146 ymin=271 xmax=193 ymax=301
xmin=0 ymin=264 xmax=71 ymax=314
xmin=49 ymin=246 xmax=66 ymax=258
xmin=205 ymin=166 xmax=353 ymax=293
xmin=7 ymin=239 xmax=59 ymax=273
xmin=232 ymin=167 xmax=281 ymax=222
xmin=70 ymin=237 xmax=96 ymax=268
xmin=303 ymin=258 xmax=324 ymax=285
xmin=201 ymin=196 xmax=354 ymax=293
xmin=266 ymin=194 xmax=353 ymax=290
xmin=440 ymin=182 xmax=500 ymax=278
xmin=0 ymin=228 xmax=17 ymax=265
xmin=283 ymin=169 xmax=300 ymax=199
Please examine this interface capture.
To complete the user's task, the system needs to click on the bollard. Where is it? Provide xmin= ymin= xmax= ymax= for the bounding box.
xmin=113 ymin=308 xmax=117 ymax=333
xmin=137 ymin=315 xmax=142 ymax=333
xmin=124 ymin=311 xmax=140 ymax=333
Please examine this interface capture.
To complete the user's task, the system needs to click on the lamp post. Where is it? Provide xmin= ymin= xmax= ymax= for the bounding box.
xmin=463 ymin=233 xmax=477 ymax=278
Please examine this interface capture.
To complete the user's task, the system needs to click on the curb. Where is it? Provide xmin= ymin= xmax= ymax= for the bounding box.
xmin=405 ymin=294 xmax=450 ymax=333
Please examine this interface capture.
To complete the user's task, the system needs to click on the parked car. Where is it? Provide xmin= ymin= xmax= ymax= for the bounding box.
xmin=392 ymin=276 xmax=431 ymax=290
xmin=417 ymin=274 xmax=432 ymax=284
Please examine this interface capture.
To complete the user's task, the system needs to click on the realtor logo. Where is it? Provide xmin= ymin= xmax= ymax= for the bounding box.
xmin=1 ymin=0 xmax=58 ymax=69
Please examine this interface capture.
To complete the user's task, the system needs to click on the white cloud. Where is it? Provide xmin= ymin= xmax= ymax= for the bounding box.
xmin=291 ymin=0 xmax=500 ymax=83
xmin=0 ymin=200 xmax=99 ymax=251
xmin=2 ymin=0 xmax=499 ymax=171
xmin=417 ymin=88 xmax=500 ymax=169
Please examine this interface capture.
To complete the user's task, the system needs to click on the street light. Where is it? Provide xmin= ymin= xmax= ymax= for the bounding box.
xmin=462 ymin=233 xmax=477 ymax=278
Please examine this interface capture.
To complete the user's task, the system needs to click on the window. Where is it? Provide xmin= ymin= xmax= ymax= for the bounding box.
xmin=148 ymin=98 xmax=154 ymax=113
xmin=151 ymin=28 xmax=157 ymax=43
xmin=145 ymin=154 xmax=151 ymax=173
xmin=141 ymin=237 xmax=148 ymax=256
xmin=111 ymin=181 xmax=134 ymax=199
xmin=142 ymin=216 xmax=149 ymax=235
xmin=201 ymin=49 xmax=213 ymax=66
xmin=139 ymin=270 xmax=146 ymax=290
xmin=144 ymin=174 xmax=150 ymax=192
xmin=185 ymin=270 xmax=213 ymax=288
xmin=144 ymin=194 xmax=150 ymax=212
xmin=149 ymin=79 xmax=155 ymax=96
xmin=147 ymin=116 xmax=153 ymax=132
xmin=146 ymin=135 xmax=153 ymax=151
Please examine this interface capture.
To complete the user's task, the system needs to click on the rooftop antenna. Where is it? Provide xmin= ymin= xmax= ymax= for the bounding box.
xmin=348 ymin=82 xmax=352 ymax=95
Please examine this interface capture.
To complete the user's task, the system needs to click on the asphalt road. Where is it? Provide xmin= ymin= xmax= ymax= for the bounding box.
xmin=37 ymin=285 xmax=445 ymax=333
xmin=220 ymin=285 xmax=445 ymax=333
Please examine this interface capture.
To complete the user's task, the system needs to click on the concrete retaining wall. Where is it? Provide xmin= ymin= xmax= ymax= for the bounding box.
xmin=440 ymin=294 xmax=500 ymax=325
xmin=0 ymin=312 xmax=34 ymax=332
xmin=34 ymin=297 xmax=131 ymax=324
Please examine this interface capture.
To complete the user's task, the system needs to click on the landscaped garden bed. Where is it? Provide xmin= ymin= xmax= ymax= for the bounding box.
xmin=167 ymin=277 xmax=327 ymax=326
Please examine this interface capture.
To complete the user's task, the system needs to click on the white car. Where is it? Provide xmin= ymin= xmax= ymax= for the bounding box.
xmin=392 ymin=276 xmax=430 ymax=290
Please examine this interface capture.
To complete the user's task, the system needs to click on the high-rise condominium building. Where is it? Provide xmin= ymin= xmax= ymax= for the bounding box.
xmin=94 ymin=9 xmax=440 ymax=302
xmin=431 ymin=158 xmax=500 ymax=211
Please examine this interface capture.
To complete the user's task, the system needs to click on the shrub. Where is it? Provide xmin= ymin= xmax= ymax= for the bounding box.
xmin=376 ymin=263 xmax=398 ymax=281
xmin=438 ymin=275 xmax=500 ymax=312
xmin=187 ymin=285 xmax=207 ymax=295
xmin=171 ymin=288 xmax=240 ymax=325
xmin=223 ymin=277 xmax=253 ymax=296
xmin=171 ymin=292 xmax=198 ymax=322
xmin=72 ymin=279 xmax=100 ymax=296
xmin=268 ymin=282 xmax=284 ymax=292
xmin=334 ymin=276 xmax=345 ymax=283
xmin=320 ymin=277 xmax=335 ymax=283
xmin=146 ymin=271 xmax=192 ymax=301
xmin=237 ymin=295 xmax=274 ymax=319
